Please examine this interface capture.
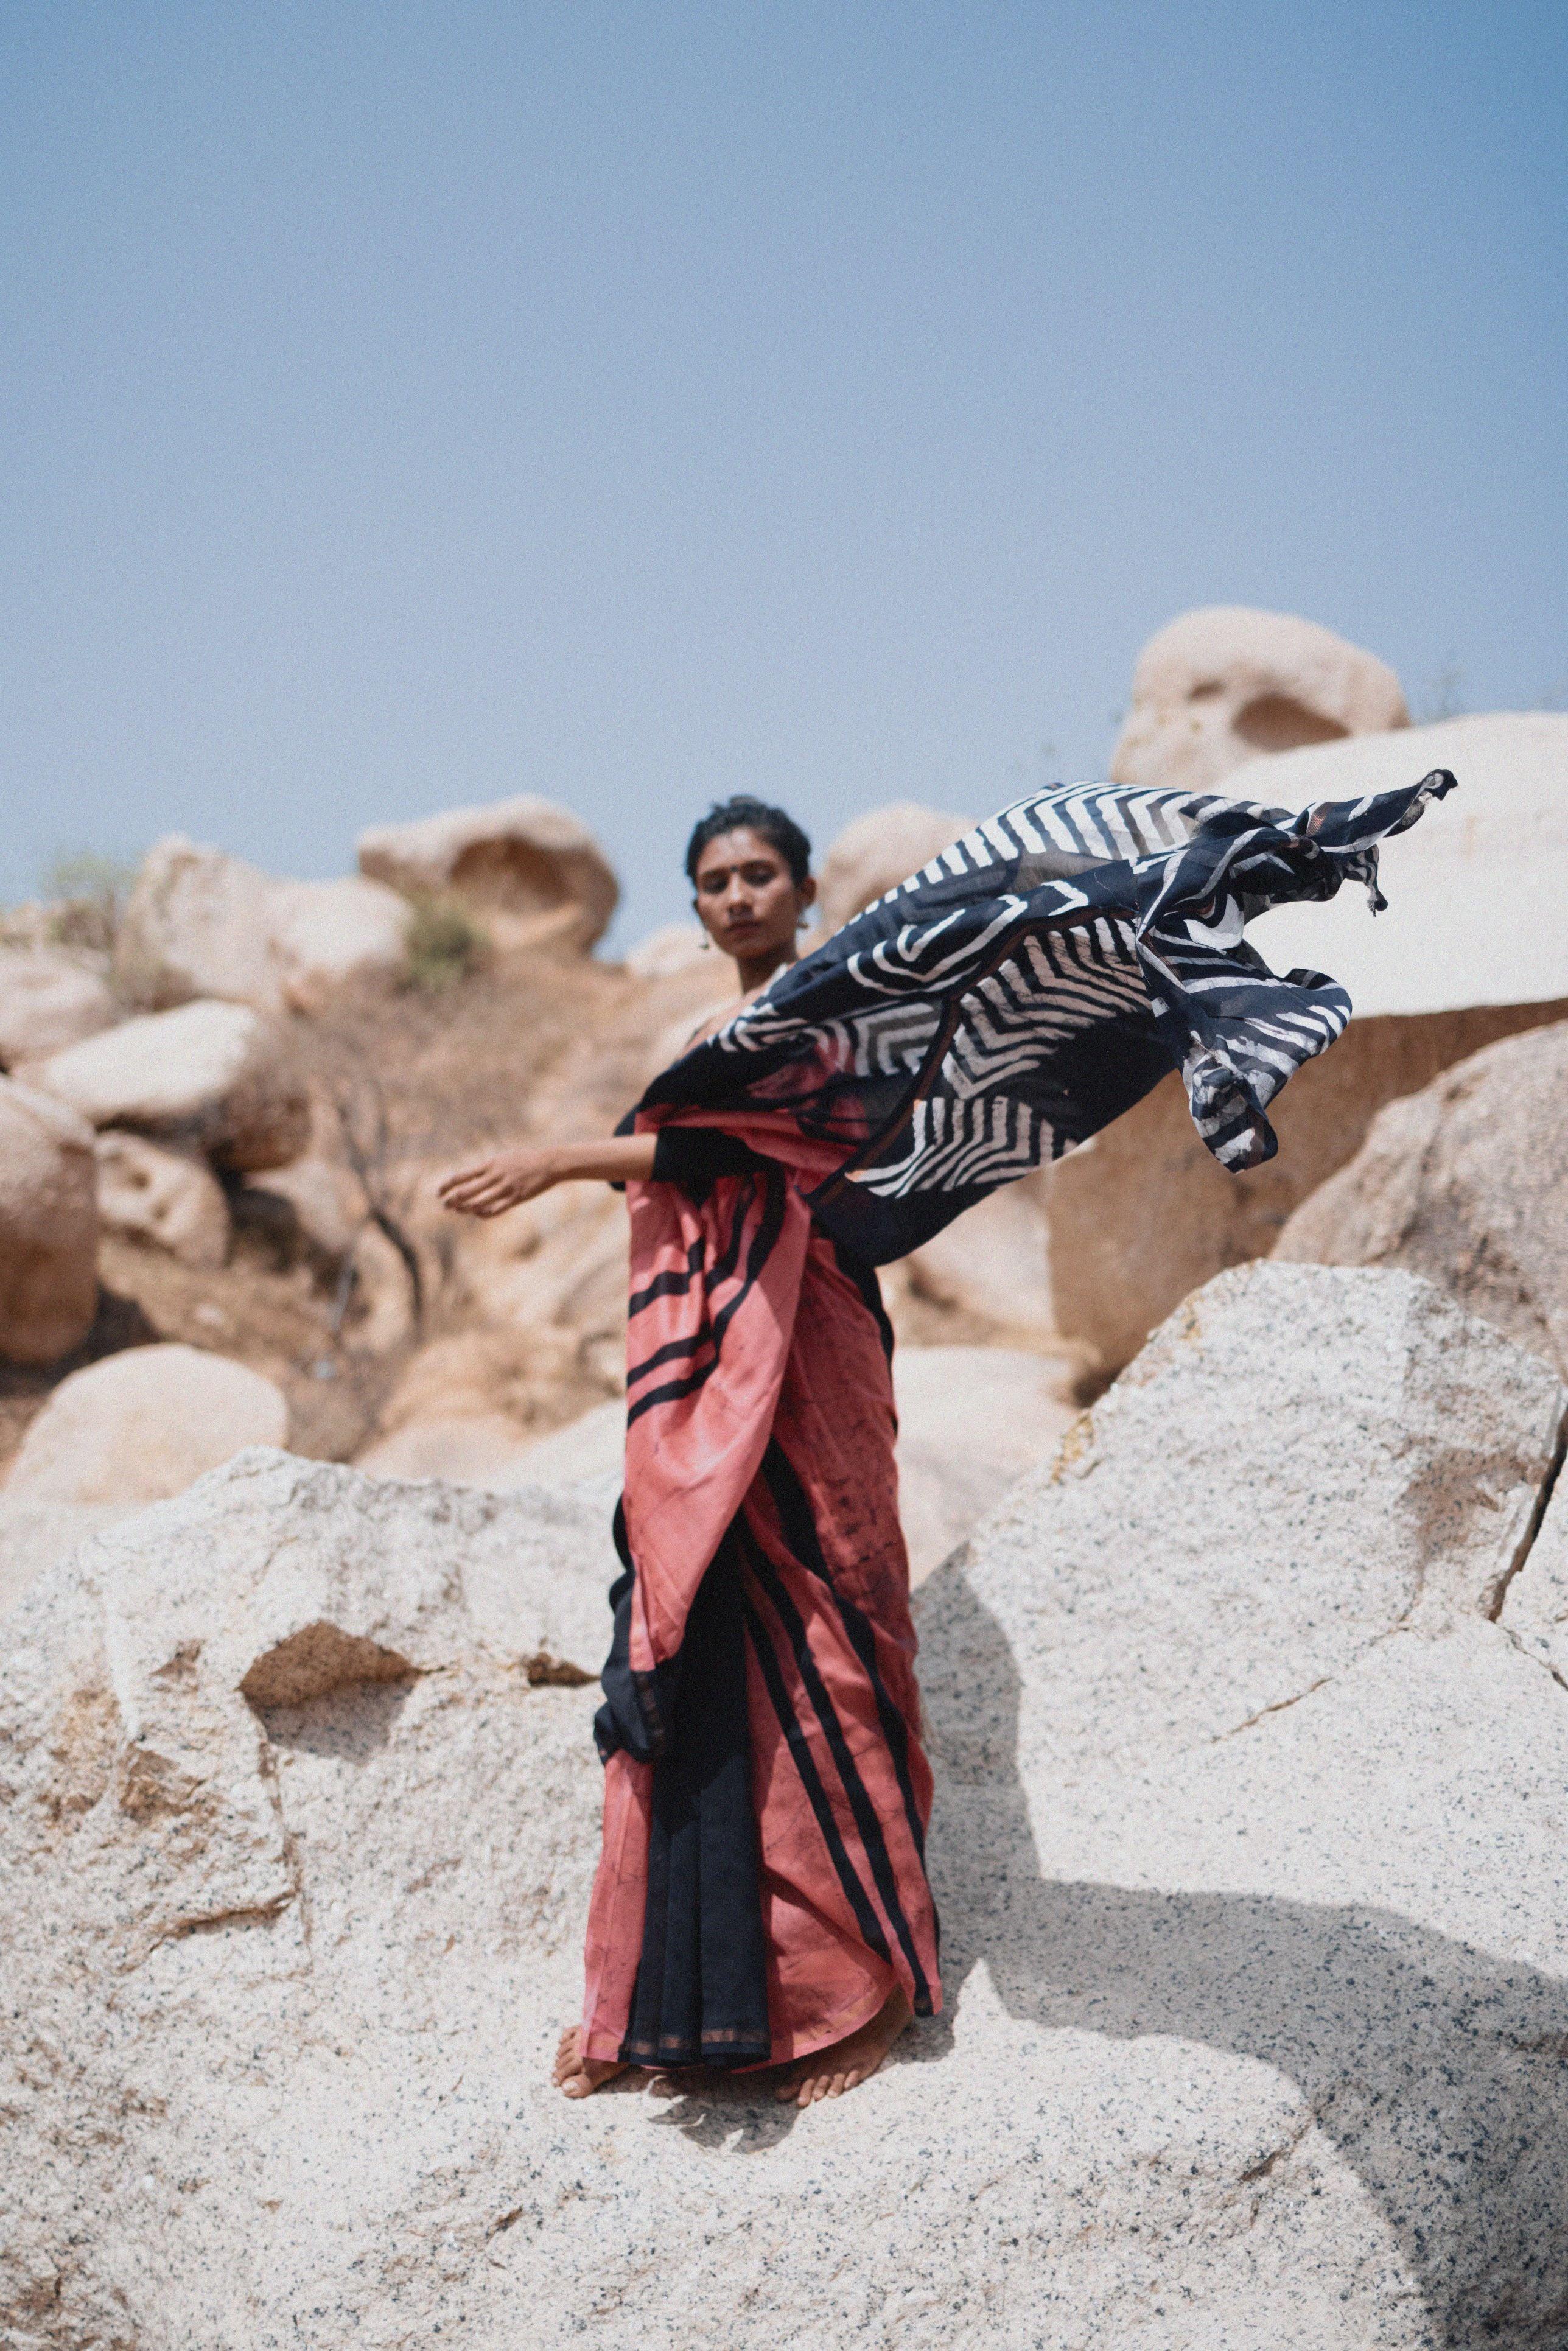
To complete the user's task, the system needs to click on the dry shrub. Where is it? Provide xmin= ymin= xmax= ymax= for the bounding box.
xmin=401 ymin=893 xmax=489 ymax=995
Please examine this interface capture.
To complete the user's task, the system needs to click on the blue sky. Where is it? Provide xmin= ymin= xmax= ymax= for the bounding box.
xmin=2 ymin=2 xmax=1564 ymax=945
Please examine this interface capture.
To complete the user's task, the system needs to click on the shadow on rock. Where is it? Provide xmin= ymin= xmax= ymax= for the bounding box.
xmin=918 ymin=1560 xmax=1568 ymax=2349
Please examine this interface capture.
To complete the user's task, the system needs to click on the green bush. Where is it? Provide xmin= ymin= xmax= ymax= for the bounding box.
xmin=400 ymin=892 xmax=489 ymax=994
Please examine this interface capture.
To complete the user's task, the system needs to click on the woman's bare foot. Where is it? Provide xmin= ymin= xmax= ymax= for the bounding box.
xmin=553 ymin=2025 xmax=631 ymax=2100
xmin=774 ymin=1985 xmax=912 ymax=2107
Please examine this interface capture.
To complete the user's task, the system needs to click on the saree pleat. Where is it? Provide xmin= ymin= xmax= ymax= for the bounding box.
xmin=583 ymin=1151 xmax=938 ymax=2069
xmin=620 ymin=1536 xmax=772 ymax=2067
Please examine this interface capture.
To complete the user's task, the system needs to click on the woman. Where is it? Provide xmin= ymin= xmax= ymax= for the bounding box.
xmin=441 ymin=764 xmax=1457 ymax=2109
xmin=443 ymin=796 xmax=931 ymax=2107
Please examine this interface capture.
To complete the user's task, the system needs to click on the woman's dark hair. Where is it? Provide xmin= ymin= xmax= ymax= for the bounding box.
xmin=684 ymin=796 xmax=811 ymax=888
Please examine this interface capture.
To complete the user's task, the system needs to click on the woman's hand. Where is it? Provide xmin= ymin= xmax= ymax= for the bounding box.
xmin=437 ymin=1132 xmax=659 ymax=1217
xmin=437 ymin=1146 xmax=564 ymax=1218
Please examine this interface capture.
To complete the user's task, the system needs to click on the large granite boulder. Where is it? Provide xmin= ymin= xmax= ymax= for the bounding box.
xmin=117 ymin=838 xmax=416 ymax=1015
xmin=0 ymin=946 xmax=118 ymax=1065
xmin=353 ymin=1326 xmax=606 ymax=1486
xmin=265 ymin=874 xmax=413 ymax=1012
xmin=892 ymin=1344 xmax=1076 ymax=1582
xmin=916 ymin=1261 xmax=1568 ymax=2349
xmin=359 ymin=1342 xmax=1074 ymax=1587
xmin=1275 ymin=1020 xmax=1568 ymax=1380
xmin=1500 ymin=1455 xmax=1568 ymax=1686
xmin=0 ymin=1076 xmax=99 ymax=1367
xmin=622 ymin=922 xmax=712 ymax=978
xmin=4 ymin=1268 xmax=1567 ymax=2346
xmin=897 ymin=1171 xmax=1057 ymax=1342
xmin=0 ymin=1498 xmax=132 ymax=1619
xmin=450 ymin=1179 xmax=631 ymax=1389
xmin=814 ymin=801 xmax=977 ymax=937
xmin=5 ymin=1342 xmax=288 ymax=1507
xmin=1109 ymin=604 xmax=1407 ymax=794
xmin=28 ymin=998 xmax=309 ymax=1172
xmin=1047 ymin=713 xmax=1568 ymax=1375
xmin=1245 ymin=711 xmax=1568 ymax=1014
xmin=358 ymin=795 xmax=618 ymax=951
xmin=116 ymin=835 xmax=285 ymax=1012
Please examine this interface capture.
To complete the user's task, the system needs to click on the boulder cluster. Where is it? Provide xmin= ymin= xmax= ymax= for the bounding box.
xmin=3 ymin=605 xmax=1567 ymax=2344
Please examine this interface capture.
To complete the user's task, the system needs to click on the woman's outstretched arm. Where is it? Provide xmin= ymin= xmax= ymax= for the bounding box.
xmin=437 ymin=1133 xmax=657 ymax=1219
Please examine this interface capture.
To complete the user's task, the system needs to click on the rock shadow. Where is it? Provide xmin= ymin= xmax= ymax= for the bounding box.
xmin=917 ymin=1561 xmax=1568 ymax=2349
xmin=254 ymin=1677 xmax=415 ymax=1761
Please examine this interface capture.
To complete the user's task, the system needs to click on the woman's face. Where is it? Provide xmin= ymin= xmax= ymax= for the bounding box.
xmin=691 ymin=827 xmax=814 ymax=964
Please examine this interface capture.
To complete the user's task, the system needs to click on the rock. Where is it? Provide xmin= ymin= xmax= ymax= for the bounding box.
xmin=94 ymin=1130 xmax=230 ymax=1271
xmin=893 ymin=1345 xmax=1076 ymax=1582
xmin=4 ymin=1271 xmax=1567 ymax=2346
xmin=483 ymin=1348 xmax=1074 ymax=1586
xmin=901 ymin=1171 xmax=1056 ymax=1340
xmin=1274 ymin=1021 xmax=1568 ymax=1380
xmin=492 ymin=1396 xmax=626 ymax=1487
xmin=28 ymin=998 xmax=309 ymax=1172
xmin=1500 ymin=1459 xmax=1568 ymax=1685
xmin=0 ymin=1451 xmax=615 ymax=2341
xmin=267 ymin=875 xmax=412 ymax=1012
xmin=0 ymin=1077 xmax=99 ymax=1367
xmin=115 ymin=835 xmax=284 ymax=1012
xmin=815 ymin=802 xmax=978 ymax=937
xmin=914 ymin=1261 xmax=1568 ymax=2348
xmin=236 ymin=1154 xmax=360 ymax=1263
xmin=358 ymin=795 xmax=618 ymax=951
xmin=116 ymin=837 xmax=418 ymax=1017
xmin=0 ymin=1497 xmax=132 ymax=1619
xmin=354 ymin=1329 xmax=615 ymax=1485
xmin=0 ymin=947 xmax=118 ymax=1065
xmin=5 ymin=1342 xmax=288 ymax=1505
xmin=926 ymin=1264 xmax=1564 ymax=1769
xmin=450 ymin=1180 xmax=631 ymax=1389
xmin=623 ymin=923 xmax=712 ymax=978
xmin=1240 ymin=712 xmax=1568 ymax=1014
xmin=355 ymin=1413 xmax=541 ymax=1485
xmin=1109 ymin=605 xmax=1406 ymax=794
xmin=1046 ymin=715 xmax=1568 ymax=1375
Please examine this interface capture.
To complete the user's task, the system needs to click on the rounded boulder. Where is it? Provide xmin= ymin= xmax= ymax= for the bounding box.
xmin=5 ymin=1342 xmax=289 ymax=1505
xmin=815 ymin=802 xmax=978 ymax=937
xmin=1110 ymin=606 xmax=1406 ymax=794
xmin=0 ymin=1077 xmax=99 ymax=1366
xmin=0 ymin=947 xmax=119 ymax=1065
xmin=94 ymin=1131 xmax=231 ymax=1272
xmin=357 ymin=795 xmax=618 ymax=950
xmin=28 ymin=998 xmax=309 ymax=1172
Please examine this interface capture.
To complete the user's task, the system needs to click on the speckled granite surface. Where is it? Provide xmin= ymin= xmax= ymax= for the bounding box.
xmin=4 ymin=1263 xmax=1567 ymax=2349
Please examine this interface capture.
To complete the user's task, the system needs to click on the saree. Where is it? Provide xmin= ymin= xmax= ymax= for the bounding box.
xmin=581 ymin=765 xmax=1457 ymax=2070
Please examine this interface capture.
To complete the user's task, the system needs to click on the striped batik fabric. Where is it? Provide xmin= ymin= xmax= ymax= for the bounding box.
xmin=581 ymin=1126 xmax=939 ymax=2071
xmin=637 ymin=767 xmax=1457 ymax=1264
